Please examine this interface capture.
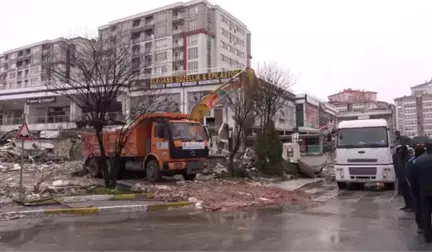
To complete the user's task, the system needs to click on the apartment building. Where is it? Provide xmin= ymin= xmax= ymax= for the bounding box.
xmin=327 ymin=88 xmax=396 ymax=131
xmin=0 ymin=37 xmax=121 ymax=132
xmin=394 ymin=79 xmax=432 ymax=137
xmin=0 ymin=0 xmax=254 ymax=133
xmin=99 ymin=0 xmax=257 ymax=131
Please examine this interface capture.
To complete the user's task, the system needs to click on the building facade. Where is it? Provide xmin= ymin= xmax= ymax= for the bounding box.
xmin=328 ymin=88 xmax=396 ymax=131
xmin=0 ymin=37 xmax=112 ymax=132
xmin=0 ymin=0 xmax=254 ymax=133
xmin=295 ymin=93 xmax=338 ymax=133
xmin=394 ymin=79 xmax=432 ymax=137
xmin=98 ymin=0 xmax=251 ymax=78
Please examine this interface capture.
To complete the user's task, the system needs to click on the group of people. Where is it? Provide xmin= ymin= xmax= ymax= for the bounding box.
xmin=393 ymin=141 xmax=432 ymax=243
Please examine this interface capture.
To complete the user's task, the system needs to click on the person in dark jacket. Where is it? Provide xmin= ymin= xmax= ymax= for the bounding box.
xmin=392 ymin=145 xmax=402 ymax=195
xmin=407 ymin=143 xmax=426 ymax=233
xmin=415 ymin=141 xmax=432 ymax=243
xmin=398 ymin=145 xmax=413 ymax=211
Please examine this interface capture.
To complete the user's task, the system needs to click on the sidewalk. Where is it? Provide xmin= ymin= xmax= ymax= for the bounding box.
xmin=266 ymin=178 xmax=324 ymax=191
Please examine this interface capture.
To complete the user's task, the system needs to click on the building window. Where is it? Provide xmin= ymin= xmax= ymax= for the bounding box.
xmin=188 ymin=61 xmax=198 ymax=72
xmin=188 ymin=48 xmax=198 ymax=59
xmin=155 ymin=26 xmax=167 ymax=35
xmin=31 ymin=67 xmax=39 ymax=76
xmin=188 ymin=20 xmax=198 ymax=30
xmin=155 ymin=12 xmax=167 ymax=22
xmin=189 ymin=6 xmax=199 ymax=17
xmin=155 ymin=52 xmax=167 ymax=62
xmin=155 ymin=38 xmax=168 ymax=49
xmin=155 ymin=65 xmax=167 ymax=75
xmin=188 ymin=35 xmax=198 ymax=46
xmin=236 ymin=26 xmax=244 ymax=35
xmin=221 ymin=28 xmax=229 ymax=38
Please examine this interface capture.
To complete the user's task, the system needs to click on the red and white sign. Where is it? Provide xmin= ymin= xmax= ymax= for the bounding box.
xmin=16 ymin=123 xmax=31 ymax=140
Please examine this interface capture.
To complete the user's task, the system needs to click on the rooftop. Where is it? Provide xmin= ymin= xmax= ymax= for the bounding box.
xmin=328 ymin=88 xmax=377 ymax=98
xmin=410 ymin=79 xmax=432 ymax=89
xmin=98 ymin=0 xmax=248 ymax=30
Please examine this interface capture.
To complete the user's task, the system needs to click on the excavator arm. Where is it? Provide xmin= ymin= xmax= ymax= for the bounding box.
xmin=189 ymin=67 xmax=257 ymax=123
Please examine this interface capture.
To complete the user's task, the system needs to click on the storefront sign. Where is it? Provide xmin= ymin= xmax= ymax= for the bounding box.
xmin=147 ymin=70 xmax=242 ymax=89
xmin=26 ymin=97 xmax=56 ymax=104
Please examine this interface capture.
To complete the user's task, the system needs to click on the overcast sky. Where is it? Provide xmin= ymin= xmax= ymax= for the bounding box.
xmin=1 ymin=0 xmax=431 ymax=103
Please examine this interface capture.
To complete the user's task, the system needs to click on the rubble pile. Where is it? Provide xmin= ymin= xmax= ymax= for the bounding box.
xmin=0 ymin=140 xmax=64 ymax=163
xmin=131 ymin=179 xmax=309 ymax=211
xmin=0 ymin=160 xmax=99 ymax=202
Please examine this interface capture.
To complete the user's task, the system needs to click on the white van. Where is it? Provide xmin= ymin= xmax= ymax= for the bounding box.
xmin=334 ymin=119 xmax=396 ymax=189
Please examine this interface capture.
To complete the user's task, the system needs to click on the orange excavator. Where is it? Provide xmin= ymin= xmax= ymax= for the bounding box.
xmin=81 ymin=67 xmax=257 ymax=182
xmin=189 ymin=67 xmax=257 ymax=123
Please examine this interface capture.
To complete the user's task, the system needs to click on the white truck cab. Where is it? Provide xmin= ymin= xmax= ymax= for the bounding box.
xmin=334 ymin=119 xmax=396 ymax=189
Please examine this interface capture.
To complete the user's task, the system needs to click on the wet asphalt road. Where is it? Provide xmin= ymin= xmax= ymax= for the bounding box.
xmin=1 ymin=183 xmax=431 ymax=251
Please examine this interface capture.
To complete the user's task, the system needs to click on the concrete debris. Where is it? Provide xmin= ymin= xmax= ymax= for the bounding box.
xmin=40 ymin=130 xmax=60 ymax=139
xmin=129 ymin=179 xmax=308 ymax=211
xmin=0 ymin=160 xmax=99 ymax=202
xmin=0 ymin=140 xmax=64 ymax=164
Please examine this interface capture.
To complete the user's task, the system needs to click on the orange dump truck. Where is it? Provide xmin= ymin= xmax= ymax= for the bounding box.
xmin=81 ymin=113 xmax=209 ymax=182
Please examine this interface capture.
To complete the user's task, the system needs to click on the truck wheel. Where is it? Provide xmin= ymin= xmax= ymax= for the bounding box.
xmin=146 ymin=159 xmax=161 ymax=182
xmin=337 ymin=182 xmax=347 ymax=190
xmin=182 ymin=170 xmax=196 ymax=181
xmin=87 ymin=158 xmax=101 ymax=178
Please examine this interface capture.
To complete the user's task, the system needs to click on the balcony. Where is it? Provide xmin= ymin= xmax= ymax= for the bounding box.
xmin=131 ymin=22 xmax=154 ymax=33
xmin=173 ymin=55 xmax=183 ymax=62
xmin=144 ymin=34 xmax=154 ymax=41
xmin=173 ymin=13 xmax=184 ymax=23
xmin=173 ymin=40 xmax=183 ymax=49
xmin=172 ymin=27 xmax=183 ymax=35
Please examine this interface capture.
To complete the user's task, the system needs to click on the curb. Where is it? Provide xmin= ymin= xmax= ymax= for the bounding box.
xmin=4 ymin=201 xmax=192 ymax=218
xmin=55 ymin=193 xmax=155 ymax=203
xmin=14 ymin=193 xmax=155 ymax=206
xmin=298 ymin=178 xmax=325 ymax=190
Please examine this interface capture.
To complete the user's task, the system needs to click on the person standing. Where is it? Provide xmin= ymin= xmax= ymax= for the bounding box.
xmin=393 ymin=145 xmax=402 ymax=196
xmin=398 ymin=145 xmax=413 ymax=211
xmin=407 ymin=143 xmax=426 ymax=234
xmin=415 ymin=141 xmax=432 ymax=243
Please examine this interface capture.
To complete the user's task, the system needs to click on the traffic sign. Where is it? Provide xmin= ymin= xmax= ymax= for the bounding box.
xmin=16 ymin=122 xmax=31 ymax=140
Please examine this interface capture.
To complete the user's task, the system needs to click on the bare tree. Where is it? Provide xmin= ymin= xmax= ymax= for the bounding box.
xmin=106 ymin=95 xmax=176 ymax=186
xmin=255 ymin=62 xmax=294 ymax=132
xmin=225 ymin=68 xmax=258 ymax=175
xmin=43 ymin=31 xmax=153 ymax=187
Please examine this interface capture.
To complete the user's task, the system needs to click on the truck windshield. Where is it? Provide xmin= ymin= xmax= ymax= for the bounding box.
xmin=170 ymin=122 xmax=208 ymax=142
xmin=337 ymin=127 xmax=388 ymax=148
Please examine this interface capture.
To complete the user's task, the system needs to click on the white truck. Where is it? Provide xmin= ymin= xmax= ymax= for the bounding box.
xmin=334 ymin=119 xmax=396 ymax=189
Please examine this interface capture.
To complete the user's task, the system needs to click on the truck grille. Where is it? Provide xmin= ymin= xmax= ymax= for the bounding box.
xmin=349 ymin=167 xmax=377 ymax=175
xmin=347 ymin=158 xmax=378 ymax=163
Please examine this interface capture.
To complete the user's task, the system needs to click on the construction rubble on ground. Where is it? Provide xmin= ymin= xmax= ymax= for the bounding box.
xmin=0 ymin=161 xmax=97 ymax=202
xmin=130 ymin=179 xmax=309 ymax=211
xmin=0 ymin=131 xmax=331 ymax=212
xmin=0 ymin=130 xmax=94 ymax=203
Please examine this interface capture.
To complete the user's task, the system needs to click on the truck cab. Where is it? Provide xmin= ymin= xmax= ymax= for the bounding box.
xmin=334 ymin=119 xmax=396 ymax=189
xmin=148 ymin=118 xmax=209 ymax=180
